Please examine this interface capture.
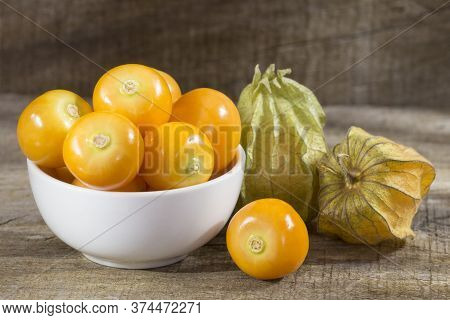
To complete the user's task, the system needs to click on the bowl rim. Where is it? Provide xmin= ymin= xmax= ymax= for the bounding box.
xmin=27 ymin=145 xmax=246 ymax=197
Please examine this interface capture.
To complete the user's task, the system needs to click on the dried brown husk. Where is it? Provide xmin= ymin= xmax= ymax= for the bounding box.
xmin=317 ymin=127 xmax=435 ymax=245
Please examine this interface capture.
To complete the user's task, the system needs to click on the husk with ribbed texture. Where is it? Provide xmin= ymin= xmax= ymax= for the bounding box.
xmin=237 ymin=64 xmax=327 ymax=222
xmin=317 ymin=126 xmax=435 ymax=244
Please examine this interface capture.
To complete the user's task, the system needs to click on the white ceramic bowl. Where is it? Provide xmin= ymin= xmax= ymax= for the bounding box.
xmin=27 ymin=146 xmax=245 ymax=269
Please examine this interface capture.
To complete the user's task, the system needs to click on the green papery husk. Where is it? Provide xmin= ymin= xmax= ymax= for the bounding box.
xmin=237 ymin=64 xmax=327 ymax=222
xmin=317 ymin=126 xmax=436 ymax=245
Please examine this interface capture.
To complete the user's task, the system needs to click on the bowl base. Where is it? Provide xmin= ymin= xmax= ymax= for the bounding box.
xmin=82 ymin=253 xmax=187 ymax=269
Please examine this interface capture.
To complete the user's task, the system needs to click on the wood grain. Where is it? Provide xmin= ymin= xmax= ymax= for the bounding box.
xmin=0 ymin=0 xmax=449 ymax=108
xmin=0 ymin=94 xmax=448 ymax=299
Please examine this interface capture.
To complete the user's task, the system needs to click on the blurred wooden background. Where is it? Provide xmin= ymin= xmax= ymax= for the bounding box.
xmin=1 ymin=0 xmax=449 ymax=109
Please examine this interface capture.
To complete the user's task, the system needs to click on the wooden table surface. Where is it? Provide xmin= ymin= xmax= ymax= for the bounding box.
xmin=1 ymin=94 xmax=448 ymax=299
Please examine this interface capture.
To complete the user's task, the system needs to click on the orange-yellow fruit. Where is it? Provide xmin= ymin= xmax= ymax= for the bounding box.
xmin=226 ymin=198 xmax=309 ymax=280
xmin=93 ymin=64 xmax=172 ymax=130
xmin=63 ymin=112 xmax=144 ymax=190
xmin=17 ymin=90 xmax=92 ymax=168
xmin=171 ymin=88 xmax=241 ymax=173
xmin=155 ymin=69 xmax=182 ymax=102
xmin=142 ymin=122 xmax=214 ymax=190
